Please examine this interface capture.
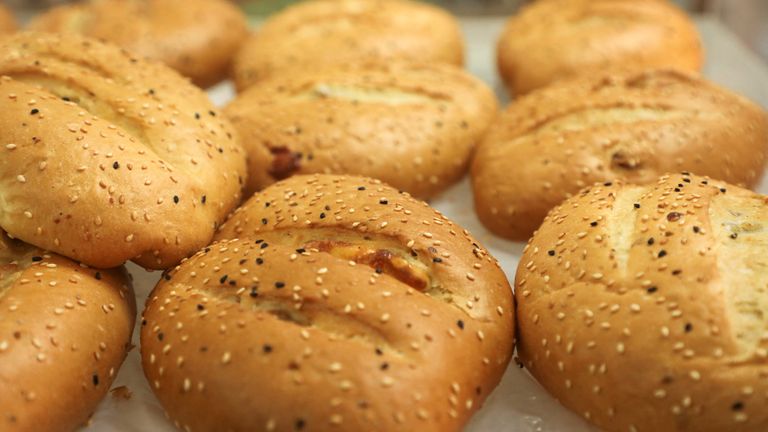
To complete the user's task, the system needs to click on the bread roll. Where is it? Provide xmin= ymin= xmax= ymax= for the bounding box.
xmin=232 ymin=0 xmax=463 ymax=91
xmin=225 ymin=62 xmax=497 ymax=199
xmin=141 ymin=174 xmax=514 ymax=432
xmin=497 ymin=0 xmax=702 ymax=95
xmin=0 ymin=5 xmax=17 ymax=34
xmin=516 ymin=173 xmax=768 ymax=432
xmin=0 ymin=33 xmax=247 ymax=269
xmin=0 ymin=232 xmax=135 ymax=432
xmin=29 ymin=0 xmax=248 ymax=87
xmin=471 ymin=69 xmax=768 ymax=241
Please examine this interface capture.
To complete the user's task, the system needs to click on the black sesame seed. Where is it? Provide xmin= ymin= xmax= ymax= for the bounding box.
xmin=357 ymin=186 xmax=366 ymax=191
xmin=547 ymin=250 xmax=555 ymax=256
xmin=196 ymin=304 xmax=205 ymax=310
xmin=693 ymin=226 xmax=700 ymax=233
xmin=220 ymin=275 xmax=228 ymax=284
xmin=256 ymin=258 xmax=264 ymax=265
xmin=265 ymin=202 xmax=271 ymax=207
xmin=255 ymin=239 xmax=263 ymax=244
xmin=275 ymin=282 xmax=285 ymax=289
xmin=30 ymin=108 xmax=39 ymax=115
xmin=375 ymin=348 xmax=383 ymax=356
xmin=194 ymin=112 xmax=200 ymax=119
xmin=319 ymin=212 xmax=326 ymax=219
xmin=260 ymin=243 xmax=269 ymax=249
xmin=94 ymin=272 xmax=102 ymax=280
xmin=457 ymin=320 xmax=465 ymax=330
xmin=92 ymin=374 xmax=99 ymax=386
xmin=141 ymin=319 xmax=147 ymax=326
xmin=590 ymin=221 xmax=598 ymax=227
xmin=646 ymin=286 xmax=658 ymax=294
xmin=157 ymin=332 xmax=164 ymax=341
xmin=375 ymin=268 xmax=383 ymax=274
xmin=295 ymin=419 xmax=305 ymax=430
xmin=31 ymin=256 xmax=42 ymax=262
xmin=296 ymin=248 xmax=306 ymax=254
xmin=633 ymin=203 xmax=641 ymax=209
xmin=173 ymin=195 xmax=179 ymax=204
xmin=112 ymin=161 xmax=120 ymax=169
xmin=658 ymin=250 xmax=667 ymax=258
xmin=261 ymin=218 xmax=268 ymax=225
xmin=379 ymin=199 xmax=388 ymax=205
xmin=432 ymin=257 xmax=442 ymax=263
xmin=672 ymin=269 xmax=682 ymax=275
xmin=666 ymin=212 xmax=682 ymax=222
xmin=684 ymin=323 xmax=693 ymax=333
xmin=208 ymin=110 xmax=216 ymax=117
xmin=647 ymin=238 xmax=655 ymax=246
xmin=263 ymin=344 xmax=273 ymax=353
xmin=732 ymin=402 xmax=744 ymax=411
xmin=720 ymin=188 xmax=727 ymax=193
xmin=730 ymin=233 xmax=738 ymax=239
xmin=380 ymin=362 xmax=389 ymax=370
xmin=603 ymin=182 xmax=613 ymax=186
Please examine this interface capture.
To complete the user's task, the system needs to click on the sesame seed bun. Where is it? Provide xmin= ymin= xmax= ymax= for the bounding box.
xmin=497 ymin=0 xmax=703 ymax=95
xmin=471 ymin=69 xmax=768 ymax=241
xmin=29 ymin=0 xmax=249 ymax=87
xmin=224 ymin=62 xmax=497 ymax=200
xmin=141 ymin=174 xmax=514 ymax=432
xmin=0 ymin=231 xmax=135 ymax=431
xmin=516 ymin=173 xmax=768 ymax=432
xmin=232 ymin=0 xmax=464 ymax=91
xmin=0 ymin=32 xmax=247 ymax=270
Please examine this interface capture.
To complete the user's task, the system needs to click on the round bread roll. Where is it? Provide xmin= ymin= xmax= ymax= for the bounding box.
xmin=141 ymin=174 xmax=514 ymax=432
xmin=497 ymin=0 xmax=703 ymax=95
xmin=225 ymin=62 xmax=497 ymax=199
xmin=0 ymin=5 xmax=17 ymax=35
xmin=0 ymin=231 xmax=135 ymax=431
xmin=29 ymin=0 xmax=248 ymax=87
xmin=232 ymin=0 xmax=463 ymax=91
xmin=471 ymin=69 xmax=768 ymax=241
xmin=516 ymin=173 xmax=768 ymax=432
xmin=0 ymin=32 xmax=247 ymax=270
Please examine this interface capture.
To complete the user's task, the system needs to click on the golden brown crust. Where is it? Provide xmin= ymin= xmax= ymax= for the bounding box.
xmin=497 ymin=0 xmax=703 ymax=95
xmin=141 ymin=174 xmax=514 ymax=432
xmin=471 ymin=69 xmax=768 ymax=241
xmin=516 ymin=173 xmax=768 ymax=432
xmin=29 ymin=0 xmax=249 ymax=87
xmin=0 ymin=32 xmax=247 ymax=269
xmin=0 ymin=232 xmax=135 ymax=432
xmin=224 ymin=62 xmax=497 ymax=199
xmin=232 ymin=0 xmax=463 ymax=91
xmin=0 ymin=5 xmax=17 ymax=35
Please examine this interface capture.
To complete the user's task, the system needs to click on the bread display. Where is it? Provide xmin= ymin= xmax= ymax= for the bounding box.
xmin=0 ymin=231 xmax=135 ymax=431
xmin=0 ymin=32 xmax=247 ymax=270
xmin=232 ymin=0 xmax=464 ymax=91
xmin=225 ymin=62 xmax=497 ymax=199
xmin=516 ymin=173 xmax=768 ymax=432
xmin=29 ymin=0 xmax=249 ymax=87
xmin=141 ymin=174 xmax=514 ymax=432
xmin=0 ymin=4 xmax=17 ymax=34
xmin=497 ymin=0 xmax=703 ymax=95
xmin=472 ymin=69 xmax=768 ymax=241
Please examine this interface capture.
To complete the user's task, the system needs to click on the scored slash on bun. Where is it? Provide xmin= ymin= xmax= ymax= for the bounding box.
xmin=232 ymin=0 xmax=464 ymax=91
xmin=29 ymin=0 xmax=249 ymax=87
xmin=471 ymin=68 xmax=768 ymax=241
xmin=0 ymin=32 xmax=247 ymax=270
xmin=141 ymin=174 xmax=514 ymax=432
xmin=224 ymin=62 xmax=498 ymax=200
xmin=516 ymin=173 xmax=768 ymax=432
xmin=497 ymin=0 xmax=703 ymax=94
xmin=0 ymin=232 xmax=135 ymax=432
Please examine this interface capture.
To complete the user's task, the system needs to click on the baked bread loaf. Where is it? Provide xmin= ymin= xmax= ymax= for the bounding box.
xmin=497 ymin=0 xmax=703 ymax=95
xmin=0 ymin=33 xmax=247 ymax=269
xmin=29 ymin=0 xmax=248 ymax=87
xmin=471 ymin=69 xmax=768 ymax=241
xmin=516 ymin=173 xmax=768 ymax=432
xmin=0 ymin=5 xmax=16 ymax=34
xmin=225 ymin=62 xmax=497 ymax=199
xmin=141 ymin=174 xmax=514 ymax=432
xmin=0 ymin=231 xmax=135 ymax=432
xmin=232 ymin=0 xmax=463 ymax=91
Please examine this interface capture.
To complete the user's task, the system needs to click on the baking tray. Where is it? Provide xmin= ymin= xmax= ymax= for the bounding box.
xmin=87 ymin=16 xmax=768 ymax=432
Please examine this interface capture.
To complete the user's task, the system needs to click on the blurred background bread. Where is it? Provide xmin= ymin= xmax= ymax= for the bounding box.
xmin=516 ymin=173 xmax=768 ymax=431
xmin=232 ymin=0 xmax=464 ymax=91
xmin=471 ymin=68 xmax=768 ymax=240
xmin=0 ymin=231 xmax=135 ymax=432
xmin=0 ymin=32 xmax=246 ymax=270
xmin=225 ymin=62 xmax=497 ymax=199
xmin=0 ymin=4 xmax=17 ymax=34
xmin=141 ymin=174 xmax=514 ymax=432
xmin=29 ymin=0 xmax=249 ymax=87
xmin=497 ymin=0 xmax=703 ymax=95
